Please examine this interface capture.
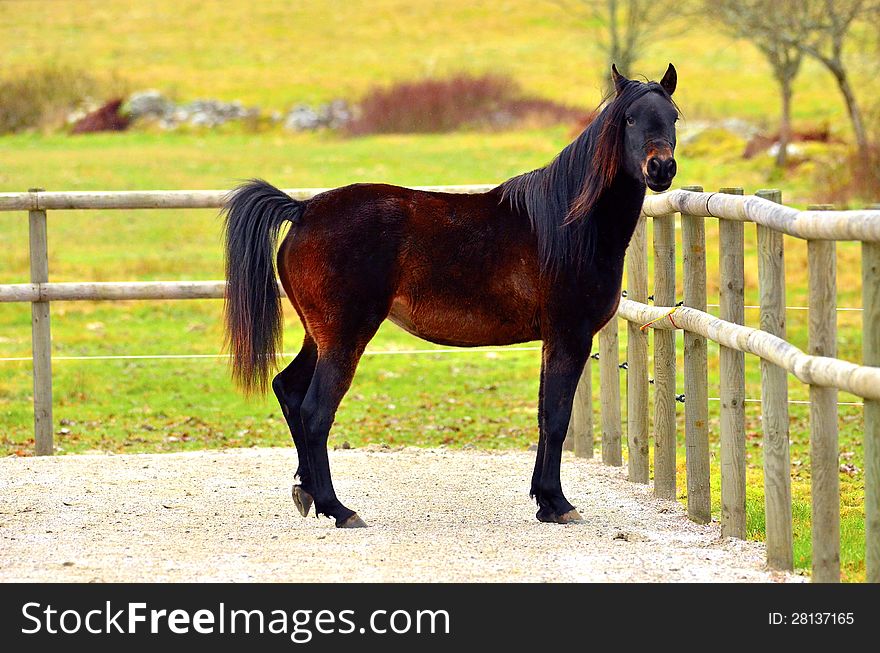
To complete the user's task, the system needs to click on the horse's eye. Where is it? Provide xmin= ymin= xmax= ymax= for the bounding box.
xmin=626 ymin=116 xmax=635 ymax=126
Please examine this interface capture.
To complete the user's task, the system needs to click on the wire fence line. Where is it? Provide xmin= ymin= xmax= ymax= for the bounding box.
xmin=0 ymin=351 xmax=865 ymax=406
xmin=0 ymin=346 xmax=543 ymax=363
xmin=707 ymin=304 xmax=863 ymax=312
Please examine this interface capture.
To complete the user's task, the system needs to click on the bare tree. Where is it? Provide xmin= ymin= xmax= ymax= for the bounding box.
xmin=707 ymin=1 xmax=806 ymax=167
xmin=709 ymin=1 xmax=879 ymax=165
xmin=555 ymin=0 xmax=676 ymax=91
xmin=785 ymin=0 xmax=877 ymax=163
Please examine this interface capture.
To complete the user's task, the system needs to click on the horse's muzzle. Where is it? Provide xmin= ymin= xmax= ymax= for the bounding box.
xmin=645 ymin=155 xmax=676 ymax=192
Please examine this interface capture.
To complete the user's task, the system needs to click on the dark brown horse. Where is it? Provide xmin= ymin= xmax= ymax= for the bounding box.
xmin=222 ymin=64 xmax=679 ymax=528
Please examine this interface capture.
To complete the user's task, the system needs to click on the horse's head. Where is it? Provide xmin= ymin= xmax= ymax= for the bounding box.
xmin=611 ymin=63 xmax=678 ymax=192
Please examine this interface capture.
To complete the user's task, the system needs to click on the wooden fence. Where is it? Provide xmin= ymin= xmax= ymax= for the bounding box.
xmin=0 ymin=185 xmax=878 ymax=583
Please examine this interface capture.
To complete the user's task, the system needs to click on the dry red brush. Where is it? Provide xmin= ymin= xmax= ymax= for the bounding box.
xmin=345 ymin=73 xmax=587 ymax=135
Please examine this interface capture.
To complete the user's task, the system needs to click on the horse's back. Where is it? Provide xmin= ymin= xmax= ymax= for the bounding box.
xmin=301 ymin=182 xmax=507 ymax=226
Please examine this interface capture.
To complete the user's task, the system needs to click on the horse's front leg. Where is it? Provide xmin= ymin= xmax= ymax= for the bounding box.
xmin=533 ymin=335 xmax=591 ymax=524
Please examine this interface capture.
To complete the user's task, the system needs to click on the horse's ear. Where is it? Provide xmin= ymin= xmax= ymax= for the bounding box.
xmin=611 ymin=63 xmax=628 ymax=95
xmin=660 ymin=63 xmax=677 ymax=96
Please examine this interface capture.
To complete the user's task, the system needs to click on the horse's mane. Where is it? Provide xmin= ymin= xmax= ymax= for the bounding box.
xmin=499 ymin=79 xmax=673 ymax=276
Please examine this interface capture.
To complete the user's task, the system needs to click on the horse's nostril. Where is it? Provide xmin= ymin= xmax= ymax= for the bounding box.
xmin=665 ymin=159 xmax=677 ymax=178
xmin=647 ymin=157 xmax=661 ymax=176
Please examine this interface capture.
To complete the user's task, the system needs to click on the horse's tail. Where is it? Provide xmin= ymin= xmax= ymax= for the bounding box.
xmin=221 ymin=179 xmax=305 ymax=394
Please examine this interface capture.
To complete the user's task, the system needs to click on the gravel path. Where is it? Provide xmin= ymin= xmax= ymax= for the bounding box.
xmin=0 ymin=447 xmax=800 ymax=582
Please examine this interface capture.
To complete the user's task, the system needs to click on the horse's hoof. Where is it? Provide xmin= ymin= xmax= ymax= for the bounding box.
xmin=536 ymin=508 xmax=584 ymax=524
xmin=336 ymin=513 xmax=368 ymax=529
xmin=536 ymin=507 xmax=556 ymax=523
xmin=292 ymin=485 xmax=313 ymax=518
xmin=555 ymin=509 xmax=584 ymax=524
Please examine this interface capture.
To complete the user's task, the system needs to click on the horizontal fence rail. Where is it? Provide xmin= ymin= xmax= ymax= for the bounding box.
xmin=617 ymin=299 xmax=880 ymax=400
xmin=0 ymin=281 xmax=231 ymax=302
xmin=0 ymin=185 xmax=496 ymax=211
xmin=642 ymin=190 xmax=880 ymax=241
xmin=1 ymin=184 xmax=879 ymax=583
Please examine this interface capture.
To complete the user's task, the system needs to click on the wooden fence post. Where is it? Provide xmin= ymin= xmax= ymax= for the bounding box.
xmin=653 ymin=211 xmax=677 ymax=499
xmin=681 ymin=185 xmax=711 ymax=523
xmin=565 ymin=359 xmax=593 ymax=458
xmin=807 ymin=204 xmax=839 ymax=582
xmin=756 ymin=189 xmax=793 ymax=570
xmin=719 ymin=187 xmax=746 ymax=539
xmin=600 ymin=321 xmax=622 ymax=466
xmin=627 ymin=214 xmax=649 ymax=483
xmin=862 ymin=215 xmax=880 ymax=582
xmin=28 ymin=188 xmax=53 ymax=456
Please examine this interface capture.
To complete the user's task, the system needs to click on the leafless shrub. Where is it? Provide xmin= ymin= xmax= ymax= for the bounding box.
xmin=345 ymin=74 xmax=586 ymax=135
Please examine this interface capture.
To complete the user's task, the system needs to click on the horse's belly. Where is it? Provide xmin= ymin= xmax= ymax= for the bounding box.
xmin=387 ymin=294 xmax=539 ymax=347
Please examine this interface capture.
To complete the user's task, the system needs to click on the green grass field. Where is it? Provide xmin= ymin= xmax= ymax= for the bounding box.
xmin=1 ymin=0 xmax=875 ymax=581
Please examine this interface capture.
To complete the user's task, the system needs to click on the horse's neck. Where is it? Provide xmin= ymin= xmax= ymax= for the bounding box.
xmin=591 ymin=177 xmax=646 ymax=259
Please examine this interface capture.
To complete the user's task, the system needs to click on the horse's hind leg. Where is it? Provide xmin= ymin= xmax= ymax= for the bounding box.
xmin=300 ymin=343 xmax=372 ymax=528
xmin=272 ymin=335 xmax=318 ymax=516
